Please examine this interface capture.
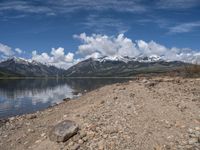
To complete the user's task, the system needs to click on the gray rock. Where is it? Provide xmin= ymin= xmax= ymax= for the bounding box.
xmin=49 ymin=120 xmax=79 ymax=142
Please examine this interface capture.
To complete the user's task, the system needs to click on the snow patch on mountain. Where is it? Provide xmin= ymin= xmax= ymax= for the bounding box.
xmin=93 ymin=55 xmax=163 ymax=63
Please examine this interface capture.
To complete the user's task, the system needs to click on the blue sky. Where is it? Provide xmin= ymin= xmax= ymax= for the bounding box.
xmin=0 ymin=0 xmax=200 ymax=68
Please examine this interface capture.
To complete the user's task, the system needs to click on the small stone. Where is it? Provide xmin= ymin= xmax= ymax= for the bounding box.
xmin=71 ymin=144 xmax=80 ymax=150
xmin=49 ymin=120 xmax=79 ymax=142
xmin=76 ymin=114 xmax=80 ymax=117
xmin=195 ymin=127 xmax=200 ymax=131
xmin=98 ymin=140 xmax=105 ymax=150
xmin=68 ymin=141 xmax=74 ymax=146
xmin=63 ymin=114 xmax=67 ymax=118
xmin=129 ymin=93 xmax=135 ymax=98
xmin=113 ymin=97 xmax=118 ymax=100
xmin=127 ymin=105 xmax=131 ymax=108
xmin=9 ymin=117 xmax=15 ymax=122
xmin=27 ymin=129 xmax=35 ymax=133
xmin=72 ymin=135 xmax=80 ymax=142
xmin=146 ymin=82 xmax=156 ymax=87
xmin=82 ymin=137 xmax=88 ymax=142
xmin=100 ymin=100 xmax=105 ymax=104
xmin=41 ymin=133 xmax=46 ymax=137
xmin=102 ymin=134 xmax=108 ymax=139
xmin=24 ymin=141 xmax=28 ymax=145
xmin=188 ymin=138 xmax=198 ymax=145
xmin=188 ymin=128 xmax=194 ymax=134
xmin=63 ymin=98 xmax=71 ymax=102
xmin=79 ymin=131 xmax=87 ymax=138
xmin=27 ymin=114 xmax=37 ymax=119
xmin=78 ymin=139 xmax=84 ymax=144
xmin=164 ymin=145 xmax=171 ymax=149
xmin=105 ymin=127 xmax=118 ymax=134
xmin=35 ymin=139 xmax=42 ymax=143
xmin=87 ymin=131 xmax=95 ymax=138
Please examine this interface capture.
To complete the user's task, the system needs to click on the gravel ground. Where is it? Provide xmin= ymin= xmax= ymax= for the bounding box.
xmin=0 ymin=77 xmax=200 ymax=150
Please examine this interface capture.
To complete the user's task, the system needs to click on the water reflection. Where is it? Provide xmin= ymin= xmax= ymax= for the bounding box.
xmin=0 ymin=78 xmax=128 ymax=118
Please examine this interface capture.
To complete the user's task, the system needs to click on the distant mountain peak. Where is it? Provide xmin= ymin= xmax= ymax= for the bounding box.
xmin=6 ymin=56 xmax=31 ymax=65
xmin=93 ymin=55 xmax=163 ymax=63
xmin=0 ymin=57 xmax=66 ymax=77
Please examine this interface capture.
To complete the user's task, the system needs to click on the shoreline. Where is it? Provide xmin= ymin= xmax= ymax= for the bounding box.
xmin=0 ymin=76 xmax=200 ymax=150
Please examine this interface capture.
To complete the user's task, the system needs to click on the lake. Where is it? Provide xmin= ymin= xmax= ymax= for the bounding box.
xmin=0 ymin=78 xmax=129 ymax=118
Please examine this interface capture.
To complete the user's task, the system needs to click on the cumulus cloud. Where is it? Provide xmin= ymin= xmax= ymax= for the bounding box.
xmin=74 ymin=33 xmax=200 ymax=63
xmin=15 ymin=48 xmax=23 ymax=54
xmin=0 ymin=43 xmax=14 ymax=56
xmin=2 ymin=33 xmax=200 ymax=70
xmin=32 ymin=47 xmax=75 ymax=69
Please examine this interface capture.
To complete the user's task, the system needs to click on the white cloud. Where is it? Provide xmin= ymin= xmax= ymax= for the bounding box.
xmin=32 ymin=47 xmax=75 ymax=69
xmin=0 ymin=0 xmax=146 ymax=17
xmin=65 ymin=52 xmax=74 ymax=62
xmin=169 ymin=21 xmax=200 ymax=34
xmin=0 ymin=1 xmax=53 ymax=14
xmin=74 ymin=33 xmax=200 ymax=63
xmin=15 ymin=48 xmax=23 ymax=54
xmin=2 ymin=33 xmax=200 ymax=70
xmin=0 ymin=43 xmax=14 ymax=56
xmin=74 ymin=33 xmax=139 ymax=58
xmin=82 ymin=15 xmax=129 ymax=33
xmin=157 ymin=0 xmax=200 ymax=9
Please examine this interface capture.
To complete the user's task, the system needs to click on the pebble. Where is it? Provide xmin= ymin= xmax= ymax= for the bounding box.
xmin=27 ymin=114 xmax=37 ymax=119
xmin=78 ymin=139 xmax=84 ymax=144
xmin=100 ymin=100 xmax=105 ymax=104
xmin=98 ymin=140 xmax=105 ymax=150
xmin=102 ymin=134 xmax=108 ymax=139
xmin=41 ymin=133 xmax=46 ymax=137
xmin=9 ymin=117 xmax=15 ymax=122
xmin=113 ymin=97 xmax=118 ymax=100
xmin=79 ymin=131 xmax=87 ymax=138
xmin=87 ymin=131 xmax=95 ymax=138
xmin=68 ymin=141 xmax=74 ymax=146
xmin=195 ymin=127 xmax=200 ymax=131
xmin=188 ymin=138 xmax=198 ymax=145
xmin=71 ymin=144 xmax=80 ymax=150
xmin=127 ymin=105 xmax=131 ymax=108
xmin=35 ymin=139 xmax=42 ymax=144
xmin=82 ymin=137 xmax=88 ymax=142
xmin=27 ymin=128 xmax=35 ymax=133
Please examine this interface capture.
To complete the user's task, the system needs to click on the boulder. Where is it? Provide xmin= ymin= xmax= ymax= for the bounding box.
xmin=49 ymin=120 xmax=79 ymax=142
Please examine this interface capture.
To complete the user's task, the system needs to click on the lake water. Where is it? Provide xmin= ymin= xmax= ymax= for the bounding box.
xmin=0 ymin=78 xmax=129 ymax=119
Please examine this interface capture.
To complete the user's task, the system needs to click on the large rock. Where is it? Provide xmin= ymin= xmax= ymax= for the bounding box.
xmin=49 ymin=120 xmax=79 ymax=142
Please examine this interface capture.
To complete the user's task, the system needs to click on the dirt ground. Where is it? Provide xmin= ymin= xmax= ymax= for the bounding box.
xmin=0 ymin=77 xmax=200 ymax=150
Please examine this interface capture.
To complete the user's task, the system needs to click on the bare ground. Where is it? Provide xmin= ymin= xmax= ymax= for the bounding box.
xmin=0 ymin=77 xmax=200 ymax=150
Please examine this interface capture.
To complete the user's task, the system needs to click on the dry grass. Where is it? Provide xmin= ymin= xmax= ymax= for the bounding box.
xmin=183 ymin=63 xmax=200 ymax=77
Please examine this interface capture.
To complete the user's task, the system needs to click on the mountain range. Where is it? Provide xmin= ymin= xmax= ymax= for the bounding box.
xmin=0 ymin=56 xmax=187 ymax=77
xmin=0 ymin=57 xmax=65 ymax=77
xmin=65 ymin=56 xmax=186 ymax=77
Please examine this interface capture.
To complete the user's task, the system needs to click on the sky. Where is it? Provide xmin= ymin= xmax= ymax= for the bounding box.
xmin=0 ymin=0 xmax=200 ymax=69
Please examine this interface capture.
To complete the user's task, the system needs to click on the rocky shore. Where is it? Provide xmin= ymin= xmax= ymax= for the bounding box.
xmin=0 ymin=77 xmax=200 ymax=150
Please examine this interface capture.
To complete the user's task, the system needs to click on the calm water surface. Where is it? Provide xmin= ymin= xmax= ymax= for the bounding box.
xmin=0 ymin=78 xmax=129 ymax=118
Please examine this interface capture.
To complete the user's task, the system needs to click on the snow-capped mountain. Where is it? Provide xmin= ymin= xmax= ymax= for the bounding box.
xmin=65 ymin=56 xmax=186 ymax=77
xmin=94 ymin=55 xmax=162 ymax=63
xmin=0 ymin=56 xmax=188 ymax=77
xmin=0 ymin=57 xmax=65 ymax=77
